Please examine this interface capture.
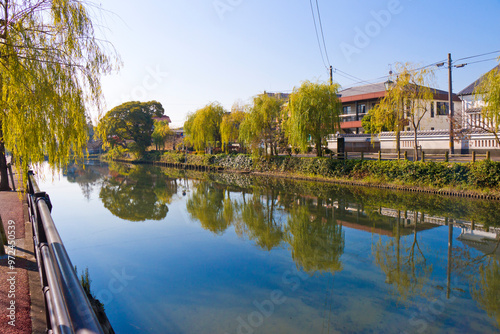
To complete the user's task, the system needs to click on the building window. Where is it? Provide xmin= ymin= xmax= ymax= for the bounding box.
xmin=431 ymin=127 xmax=434 ymax=130
xmin=437 ymin=102 xmax=449 ymax=116
xmin=430 ymin=102 xmax=434 ymax=118
xmin=357 ymin=104 xmax=366 ymax=114
xmin=343 ymin=106 xmax=352 ymax=115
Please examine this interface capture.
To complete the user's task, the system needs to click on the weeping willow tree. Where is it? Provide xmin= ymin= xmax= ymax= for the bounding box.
xmin=368 ymin=63 xmax=434 ymax=160
xmin=220 ymin=108 xmax=246 ymax=153
xmin=0 ymin=0 xmax=117 ymax=190
xmin=239 ymin=93 xmax=284 ymax=156
xmin=183 ymin=102 xmax=225 ymax=153
xmin=286 ymin=81 xmax=341 ymax=157
xmin=473 ymin=63 xmax=500 ymax=145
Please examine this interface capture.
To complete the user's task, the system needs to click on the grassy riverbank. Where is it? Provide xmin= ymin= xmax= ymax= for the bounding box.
xmin=103 ymin=150 xmax=500 ymax=198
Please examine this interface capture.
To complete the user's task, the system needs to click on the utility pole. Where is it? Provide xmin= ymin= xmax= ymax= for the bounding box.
xmin=329 ymin=65 xmax=333 ymax=86
xmin=448 ymin=53 xmax=455 ymax=155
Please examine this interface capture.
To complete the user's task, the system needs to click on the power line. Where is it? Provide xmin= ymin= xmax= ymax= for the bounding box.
xmin=309 ymin=0 xmax=328 ymax=69
xmin=307 ymin=0 xmax=366 ymax=84
xmin=347 ymin=53 xmax=499 ymax=87
xmin=315 ymin=0 xmax=331 ymax=66
xmin=454 ymin=50 xmax=500 ymax=63
xmin=321 ymin=50 xmax=500 ymax=90
xmin=334 ymin=68 xmax=372 ymax=85
xmin=459 ymin=57 xmax=499 ymax=66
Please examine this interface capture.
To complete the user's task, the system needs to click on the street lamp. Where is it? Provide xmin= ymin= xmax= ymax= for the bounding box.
xmin=384 ymin=79 xmax=394 ymax=91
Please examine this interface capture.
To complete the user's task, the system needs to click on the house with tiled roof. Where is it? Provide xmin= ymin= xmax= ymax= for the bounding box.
xmin=337 ymin=82 xmax=460 ymax=135
xmin=326 ymin=82 xmax=463 ymax=154
xmin=458 ymin=65 xmax=499 ymax=130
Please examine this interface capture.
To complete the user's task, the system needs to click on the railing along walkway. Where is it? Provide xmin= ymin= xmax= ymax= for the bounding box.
xmin=27 ymin=171 xmax=104 ymax=334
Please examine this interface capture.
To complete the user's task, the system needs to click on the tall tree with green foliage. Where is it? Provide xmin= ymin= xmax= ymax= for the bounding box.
xmin=239 ymin=94 xmax=284 ymax=156
xmin=0 ymin=0 xmax=117 ymax=190
xmin=183 ymin=112 xmax=196 ymax=149
xmin=474 ymin=63 xmax=500 ymax=145
xmin=184 ymin=102 xmax=225 ymax=152
xmin=97 ymin=101 xmax=164 ymax=156
xmin=287 ymin=81 xmax=341 ymax=157
xmin=361 ymin=112 xmax=391 ymax=134
xmin=368 ymin=63 xmax=434 ymax=160
xmin=220 ymin=109 xmax=246 ymax=153
xmin=152 ymin=120 xmax=173 ymax=151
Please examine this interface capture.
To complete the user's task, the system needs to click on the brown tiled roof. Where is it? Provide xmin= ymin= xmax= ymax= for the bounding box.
xmin=153 ymin=115 xmax=172 ymax=123
xmin=339 ymin=82 xmax=459 ymax=102
xmin=338 ymin=82 xmax=387 ymax=98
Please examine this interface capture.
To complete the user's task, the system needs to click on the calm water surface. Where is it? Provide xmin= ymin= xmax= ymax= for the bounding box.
xmin=37 ymin=161 xmax=500 ymax=334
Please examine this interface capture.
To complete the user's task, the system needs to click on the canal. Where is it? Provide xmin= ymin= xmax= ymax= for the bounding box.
xmin=37 ymin=161 xmax=500 ymax=333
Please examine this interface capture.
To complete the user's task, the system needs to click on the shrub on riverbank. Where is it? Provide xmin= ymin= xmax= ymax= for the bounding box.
xmin=107 ymin=152 xmax=500 ymax=192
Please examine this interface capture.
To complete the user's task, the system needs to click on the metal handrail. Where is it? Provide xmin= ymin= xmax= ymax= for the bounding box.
xmin=27 ymin=171 xmax=104 ymax=334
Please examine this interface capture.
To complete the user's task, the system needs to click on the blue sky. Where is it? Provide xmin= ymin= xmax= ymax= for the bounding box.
xmin=96 ymin=0 xmax=500 ymax=127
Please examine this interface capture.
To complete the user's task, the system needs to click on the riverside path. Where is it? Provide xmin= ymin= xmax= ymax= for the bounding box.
xmin=0 ymin=170 xmax=45 ymax=334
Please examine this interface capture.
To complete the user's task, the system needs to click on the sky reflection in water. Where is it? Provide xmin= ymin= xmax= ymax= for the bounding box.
xmin=37 ymin=161 xmax=500 ymax=334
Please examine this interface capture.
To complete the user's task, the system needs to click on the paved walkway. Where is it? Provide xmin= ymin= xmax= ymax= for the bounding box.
xmin=0 ymin=172 xmax=45 ymax=333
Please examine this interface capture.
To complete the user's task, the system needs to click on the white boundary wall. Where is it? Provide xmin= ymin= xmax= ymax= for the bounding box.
xmin=327 ymin=130 xmax=500 ymax=155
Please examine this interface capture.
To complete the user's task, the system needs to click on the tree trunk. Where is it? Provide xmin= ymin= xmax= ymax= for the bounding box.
xmin=316 ymin=140 xmax=322 ymax=157
xmin=0 ymin=140 xmax=11 ymax=191
xmin=413 ymin=129 xmax=418 ymax=161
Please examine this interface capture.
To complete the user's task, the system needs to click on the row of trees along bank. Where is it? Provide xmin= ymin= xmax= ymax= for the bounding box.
xmin=183 ymin=81 xmax=341 ymax=157
xmin=95 ymin=62 xmax=500 ymax=166
xmin=1 ymin=0 xmax=500 ymax=193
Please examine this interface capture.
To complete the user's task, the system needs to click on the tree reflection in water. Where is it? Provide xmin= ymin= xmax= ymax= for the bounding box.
xmin=65 ymin=161 xmax=107 ymax=201
xmin=98 ymin=164 xmax=175 ymax=221
xmin=237 ymin=189 xmax=285 ymax=251
xmin=453 ymin=237 xmax=500 ymax=329
xmin=185 ymin=179 xmax=345 ymax=275
xmin=372 ymin=210 xmax=433 ymax=306
xmin=186 ymin=182 xmax=235 ymax=234
xmin=472 ymin=256 xmax=500 ymax=328
xmin=69 ymin=162 xmax=500 ymax=330
xmin=286 ymin=201 xmax=344 ymax=274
